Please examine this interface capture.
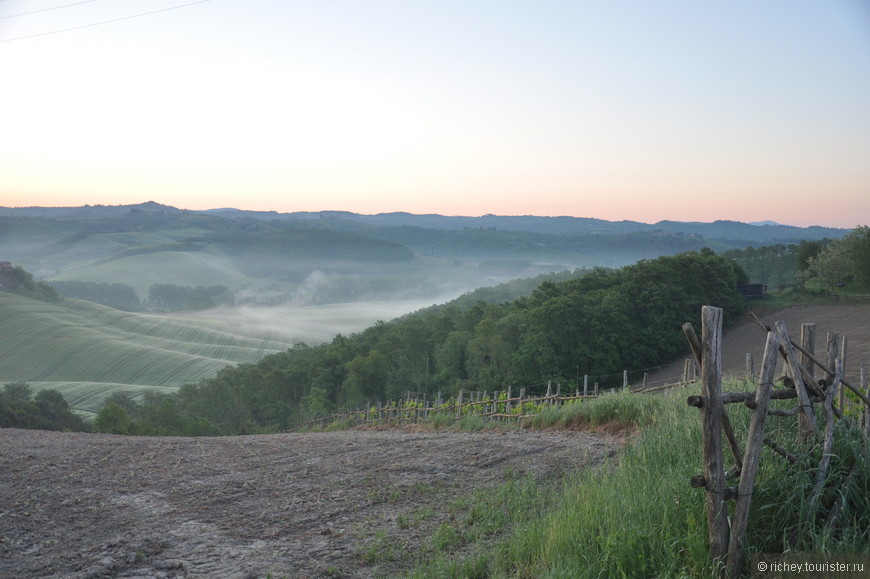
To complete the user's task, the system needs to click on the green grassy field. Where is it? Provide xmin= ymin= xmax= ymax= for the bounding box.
xmin=46 ymin=248 xmax=258 ymax=300
xmin=0 ymin=292 xmax=294 ymax=413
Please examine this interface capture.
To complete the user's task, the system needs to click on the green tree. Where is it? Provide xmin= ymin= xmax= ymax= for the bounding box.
xmin=1 ymin=382 xmax=39 ymax=428
xmin=93 ymin=402 xmax=133 ymax=434
xmin=35 ymin=389 xmax=85 ymax=431
xmin=2 ymin=381 xmax=33 ymax=403
xmin=846 ymin=226 xmax=870 ymax=288
xmin=342 ymin=349 xmax=389 ymax=405
xmin=797 ymin=228 xmax=870 ymax=291
xmin=796 ymin=240 xmax=827 ymax=272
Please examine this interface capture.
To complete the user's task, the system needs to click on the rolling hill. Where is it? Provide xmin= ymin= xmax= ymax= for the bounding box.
xmin=1 ymin=202 xmax=850 ymax=312
xmin=0 ymin=291 xmax=295 ymax=414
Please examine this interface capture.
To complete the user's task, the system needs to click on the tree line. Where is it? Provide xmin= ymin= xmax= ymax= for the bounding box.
xmin=720 ymin=226 xmax=870 ymax=293
xmin=92 ymin=249 xmax=749 ymax=435
xmin=0 ymin=383 xmax=85 ymax=431
xmin=50 ymin=281 xmax=234 ymax=311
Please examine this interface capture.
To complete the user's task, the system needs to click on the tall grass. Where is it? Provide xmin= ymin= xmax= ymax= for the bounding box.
xmin=500 ymin=389 xmax=713 ymax=578
xmin=412 ymin=381 xmax=870 ymax=577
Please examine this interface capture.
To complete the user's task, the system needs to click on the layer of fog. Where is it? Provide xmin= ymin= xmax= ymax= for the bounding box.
xmin=182 ymin=296 xmax=459 ymax=345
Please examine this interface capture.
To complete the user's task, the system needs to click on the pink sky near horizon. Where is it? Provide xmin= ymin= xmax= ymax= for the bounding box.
xmin=1 ymin=1 xmax=868 ymax=230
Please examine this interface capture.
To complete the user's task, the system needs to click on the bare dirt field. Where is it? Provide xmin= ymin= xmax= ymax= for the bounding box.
xmin=645 ymin=304 xmax=870 ymax=388
xmin=0 ymin=427 xmax=621 ymax=578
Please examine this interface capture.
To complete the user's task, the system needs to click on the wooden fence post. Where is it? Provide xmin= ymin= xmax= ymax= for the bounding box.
xmin=862 ymin=363 xmax=869 ymax=435
xmin=456 ymin=389 xmax=463 ymax=418
xmin=826 ymin=332 xmax=840 ymax=411
xmin=776 ymin=321 xmax=817 ymax=441
xmin=726 ymin=329 xmax=781 ymax=577
xmin=745 ymin=352 xmax=753 ymax=381
xmin=838 ymin=336 xmax=848 ymax=411
xmin=800 ymin=323 xmax=816 ymax=380
xmin=584 ymin=375 xmax=588 ymax=397
xmin=700 ymin=306 xmax=729 ymax=564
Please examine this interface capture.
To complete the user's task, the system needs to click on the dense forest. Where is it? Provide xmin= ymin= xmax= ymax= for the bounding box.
xmin=90 ymin=249 xmax=749 ymax=435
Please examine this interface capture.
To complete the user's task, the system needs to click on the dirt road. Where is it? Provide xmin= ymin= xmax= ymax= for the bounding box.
xmin=0 ymin=427 xmax=620 ymax=578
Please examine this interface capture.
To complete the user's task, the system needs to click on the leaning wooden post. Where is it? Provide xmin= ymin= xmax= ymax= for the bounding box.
xmin=726 ymin=329 xmax=782 ymax=577
xmin=700 ymin=306 xmax=729 ymax=564
xmin=825 ymin=332 xmax=841 ymax=410
xmin=862 ymin=363 xmax=869 ymax=436
xmin=825 ymin=332 xmax=840 ymax=387
xmin=808 ymin=359 xmax=843 ymax=523
xmin=800 ymin=323 xmax=816 ymax=380
xmin=838 ymin=336 xmax=848 ymax=411
xmin=775 ymin=320 xmax=817 ymax=441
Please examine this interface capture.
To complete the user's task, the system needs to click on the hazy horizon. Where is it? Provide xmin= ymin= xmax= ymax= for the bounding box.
xmin=0 ymin=200 xmax=855 ymax=230
xmin=2 ymin=1 xmax=868 ymax=229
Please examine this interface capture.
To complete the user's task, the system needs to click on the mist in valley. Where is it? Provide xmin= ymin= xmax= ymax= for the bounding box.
xmin=185 ymin=297 xmax=456 ymax=345
xmin=176 ymin=267 xmax=517 ymax=345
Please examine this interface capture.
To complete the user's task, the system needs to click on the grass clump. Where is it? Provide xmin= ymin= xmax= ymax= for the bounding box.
xmin=410 ymin=470 xmax=555 ymax=578
xmin=525 ymin=387 xmax=665 ymax=432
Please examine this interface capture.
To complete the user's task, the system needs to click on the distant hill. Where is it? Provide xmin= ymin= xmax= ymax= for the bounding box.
xmin=2 ymin=202 xmax=847 ymax=242
xmin=209 ymin=208 xmax=847 ymax=243
xmin=0 ymin=202 xmax=849 ymax=307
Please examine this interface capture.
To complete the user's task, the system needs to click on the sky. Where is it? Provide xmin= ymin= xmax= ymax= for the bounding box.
xmin=1 ymin=0 xmax=869 ymax=228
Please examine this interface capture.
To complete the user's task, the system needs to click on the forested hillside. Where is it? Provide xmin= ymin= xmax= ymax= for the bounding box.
xmin=92 ymin=250 xmax=748 ymax=435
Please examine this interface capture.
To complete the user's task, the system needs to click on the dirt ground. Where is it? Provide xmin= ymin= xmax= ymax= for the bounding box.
xmin=0 ymin=427 xmax=621 ymax=578
xmin=644 ymin=304 xmax=870 ymax=388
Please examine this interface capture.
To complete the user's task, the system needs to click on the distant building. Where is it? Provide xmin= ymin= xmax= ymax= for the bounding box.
xmin=737 ymin=283 xmax=768 ymax=300
xmin=0 ymin=261 xmax=12 ymax=270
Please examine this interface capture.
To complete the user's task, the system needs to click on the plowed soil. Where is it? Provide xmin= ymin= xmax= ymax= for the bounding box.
xmin=645 ymin=305 xmax=870 ymax=388
xmin=0 ymin=428 xmax=620 ymax=578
